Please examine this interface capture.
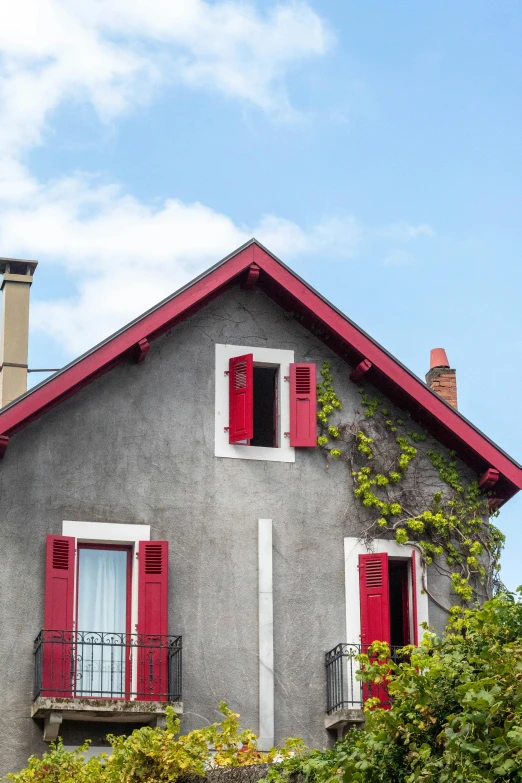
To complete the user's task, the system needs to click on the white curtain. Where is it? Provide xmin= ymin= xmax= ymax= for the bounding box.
xmin=76 ymin=549 xmax=127 ymax=697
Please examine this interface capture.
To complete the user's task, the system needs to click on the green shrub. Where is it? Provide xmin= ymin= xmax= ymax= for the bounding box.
xmin=5 ymin=702 xmax=303 ymax=783
xmin=268 ymin=590 xmax=522 ymax=783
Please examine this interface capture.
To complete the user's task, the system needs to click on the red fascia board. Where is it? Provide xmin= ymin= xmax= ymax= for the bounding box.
xmin=0 ymin=244 xmax=255 ymax=437
xmin=252 ymin=244 xmax=522 ymax=491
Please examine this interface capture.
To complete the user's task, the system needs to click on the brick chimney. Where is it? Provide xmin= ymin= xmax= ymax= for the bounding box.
xmin=425 ymin=348 xmax=457 ymax=409
xmin=0 ymin=258 xmax=38 ymax=408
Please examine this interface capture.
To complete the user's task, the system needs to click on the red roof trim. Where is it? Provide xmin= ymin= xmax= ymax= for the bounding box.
xmin=1 ymin=240 xmax=521 ymax=501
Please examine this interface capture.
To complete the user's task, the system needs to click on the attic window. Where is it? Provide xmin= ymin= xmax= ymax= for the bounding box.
xmin=251 ymin=366 xmax=278 ymax=448
xmin=215 ymin=343 xmax=296 ymax=463
xmin=388 ymin=559 xmax=410 ymax=647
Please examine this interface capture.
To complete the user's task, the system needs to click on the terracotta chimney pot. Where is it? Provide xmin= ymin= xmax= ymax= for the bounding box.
xmin=430 ymin=347 xmax=450 ymax=369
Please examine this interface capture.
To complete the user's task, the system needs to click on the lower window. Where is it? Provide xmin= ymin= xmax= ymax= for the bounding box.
xmin=76 ymin=545 xmax=132 ymax=697
xmin=40 ymin=534 xmax=171 ymax=702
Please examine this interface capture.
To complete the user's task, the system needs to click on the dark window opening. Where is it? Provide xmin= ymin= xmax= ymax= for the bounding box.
xmin=388 ymin=560 xmax=410 ymax=648
xmin=251 ymin=366 xmax=278 ymax=447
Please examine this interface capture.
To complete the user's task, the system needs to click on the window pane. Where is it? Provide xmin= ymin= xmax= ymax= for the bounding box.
xmin=77 ymin=549 xmax=127 ymax=633
xmin=76 ymin=548 xmax=128 ymax=697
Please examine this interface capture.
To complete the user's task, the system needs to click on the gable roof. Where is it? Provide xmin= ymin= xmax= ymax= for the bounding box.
xmin=1 ymin=239 xmax=521 ymax=503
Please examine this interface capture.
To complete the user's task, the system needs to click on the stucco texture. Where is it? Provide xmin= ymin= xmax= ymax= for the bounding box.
xmin=0 ymin=284 xmax=475 ymax=774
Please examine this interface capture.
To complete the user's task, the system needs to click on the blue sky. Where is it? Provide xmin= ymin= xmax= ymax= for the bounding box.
xmin=1 ymin=1 xmax=521 ymax=590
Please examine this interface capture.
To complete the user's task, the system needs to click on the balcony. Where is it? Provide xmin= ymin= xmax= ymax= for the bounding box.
xmin=32 ymin=630 xmax=182 ymax=740
xmin=325 ymin=643 xmax=402 ymax=737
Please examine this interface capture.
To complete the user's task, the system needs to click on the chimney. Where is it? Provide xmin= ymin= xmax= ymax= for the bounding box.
xmin=425 ymin=348 xmax=457 ymax=409
xmin=0 ymin=258 xmax=38 ymax=408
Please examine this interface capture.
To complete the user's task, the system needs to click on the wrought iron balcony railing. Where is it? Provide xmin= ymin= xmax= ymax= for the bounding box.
xmin=34 ymin=630 xmax=182 ymax=703
xmin=325 ymin=642 xmax=405 ymax=714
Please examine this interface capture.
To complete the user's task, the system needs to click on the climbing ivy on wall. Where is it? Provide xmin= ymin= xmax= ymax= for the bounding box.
xmin=316 ymin=361 xmax=504 ymax=607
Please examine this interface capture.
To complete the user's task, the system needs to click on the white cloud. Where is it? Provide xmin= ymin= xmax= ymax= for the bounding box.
xmin=0 ymin=0 xmax=330 ymax=163
xmin=0 ymin=170 xmax=362 ymax=354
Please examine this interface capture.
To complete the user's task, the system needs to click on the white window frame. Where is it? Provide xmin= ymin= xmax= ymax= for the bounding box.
xmin=215 ymin=343 xmax=295 ymax=463
xmin=344 ymin=536 xmax=429 ymax=647
xmin=62 ymin=520 xmax=151 ymax=699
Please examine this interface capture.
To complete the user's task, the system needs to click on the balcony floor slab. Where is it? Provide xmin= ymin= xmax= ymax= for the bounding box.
xmin=325 ymin=708 xmax=365 ymax=731
xmin=32 ymin=696 xmax=183 ymax=725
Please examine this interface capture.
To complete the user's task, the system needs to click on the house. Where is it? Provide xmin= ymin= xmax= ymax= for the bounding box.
xmin=0 ymin=240 xmax=521 ymax=772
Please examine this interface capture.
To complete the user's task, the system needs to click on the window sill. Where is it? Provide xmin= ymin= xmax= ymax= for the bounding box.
xmin=216 ymin=442 xmax=295 ymax=463
xmin=32 ymin=697 xmax=183 ymax=740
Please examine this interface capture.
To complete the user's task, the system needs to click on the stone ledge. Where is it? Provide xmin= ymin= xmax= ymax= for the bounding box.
xmin=324 ymin=708 xmax=365 ymax=731
xmin=32 ymin=697 xmax=183 ymax=739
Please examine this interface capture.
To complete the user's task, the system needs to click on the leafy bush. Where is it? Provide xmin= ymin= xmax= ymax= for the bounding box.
xmin=268 ymin=591 xmax=522 ymax=783
xmin=5 ymin=702 xmax=303 ymax=783
xmin=10 ymin=593 xmax=522 ymax=782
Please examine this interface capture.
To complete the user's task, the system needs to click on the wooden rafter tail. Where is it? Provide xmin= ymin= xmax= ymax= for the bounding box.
xmin=134 ymin=338 xmax=150 ymax=364
xmin=478 ymin=467 xmax=500 ymax=491
xmin=350 ymin=359 xmax=372 ymax=383
xmin=241 ymin=263 xmax=260 ymax=290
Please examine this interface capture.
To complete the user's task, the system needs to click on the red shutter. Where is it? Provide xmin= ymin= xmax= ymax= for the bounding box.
xmin=359 ymin=552 xmax=391 ymax=706
xmin=289 ymin=363 xmax=317 ymax=447
xmin=359 ymin=553 xmax=390 ymax=647
xmin=411 ymin=550 xmax=419 ymax=646
xmin=137 ymin=541 xmax=169 ymax=701
xmin=228 ymin=354 xmax=253 ymax=443
xmin=42 ymin=535 xmax=75 ymax=697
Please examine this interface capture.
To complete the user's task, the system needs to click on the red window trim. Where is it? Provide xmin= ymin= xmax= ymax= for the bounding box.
xmin=411 ymin=550 xmax=419 ymax=646
xmin=75 ymin=543 xmax=133 ymax=698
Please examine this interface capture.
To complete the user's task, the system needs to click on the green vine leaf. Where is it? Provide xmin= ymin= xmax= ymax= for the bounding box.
xmin=315 ymin=362 xmax=503 ymax=605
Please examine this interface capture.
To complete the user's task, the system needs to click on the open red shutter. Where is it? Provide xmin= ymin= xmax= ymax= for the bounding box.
xmin=42 ymin=535 xmax=75 ymax=697
xmin=359 ymin=553 xmax=390 ymax=647
xmin=359 ymin=552 xmax=391 ymax=707
xmin=411 ymin=550 xmax=419 ymax=646
xmin=289 ymin=363 xmax=317 ymax=447
xmin=137 ymin=541 xmax=169 ymax=701
xmin=229 ymin=354 xmax=253 ymax=443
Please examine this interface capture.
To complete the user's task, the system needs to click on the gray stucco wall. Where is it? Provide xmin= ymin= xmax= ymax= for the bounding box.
xmin=0 ymin=285 xmax=474 ymax=774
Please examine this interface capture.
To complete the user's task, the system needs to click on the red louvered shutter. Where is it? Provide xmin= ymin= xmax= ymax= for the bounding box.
xmin=42 ymin=535 xmax=75 ymax=697
xmin=229 ymin=354 xmax=253 ymax=443
xmin=137 ymin=541 xmax=169 ymax=701
xmin=359 ymin=552 xmax=391 ymax=706
xmin=289 ymin=363 xmax=317 ymax=447
xmin=359 ymin=553 xmax=390 ymax=647
xmin=411 ymin=550 xmax=419 ymax=646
